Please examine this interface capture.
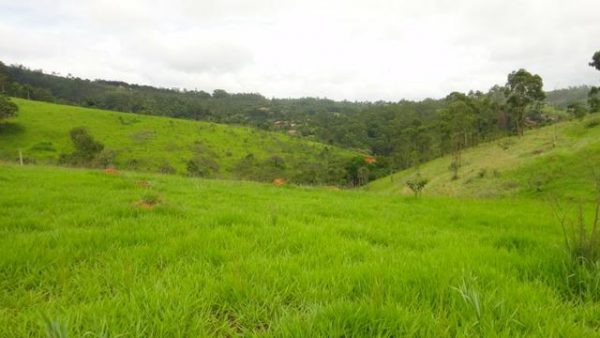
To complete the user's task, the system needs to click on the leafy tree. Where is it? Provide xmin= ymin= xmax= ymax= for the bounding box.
xmin=589 ymin=87 xmax=600 ymax=113
xmin=590 ymin=51 xmax=600 ymax=113
xmin=567 ymin=102 xmax=587 ymax=119
xmin=406 ymin=175 xmax=428 ymax=198
xmin=187 ymin=155 xmax=220 ymax=177
xmin=59 ymin=127 xmax=104 ymax=166
xmin=590 ymin=51 xmax=600 ymax=71
xmin=0 ymin=61 xmax=9 ymax=93
xmin=345 ymin=156 xmax=372 ymax=187
xmin=504 ymin=69 xmax=545 ymax=136
xmin=0 ymin=95 xmax=18 ymax=121
xmin=438 ymin=92 xmax=476 ymax=177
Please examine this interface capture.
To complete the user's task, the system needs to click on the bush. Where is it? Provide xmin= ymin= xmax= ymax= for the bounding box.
xmin=187 ymin=155 xmax=220 ymax=177
xmin=0 ymin=95 xmax=18 ymax=121
xmin=158 ymin=161 xmax=176 ymax=174
xmin=585 ymin=117 xmax=600 ymax=129
xmin=406 ymin=175 xmax=429 ymax=198
xmin=59 ymin=127 xmax=104 ymax=166
xmin=567 ymin=102 xmax=587 ymax=120
xmin=265 ymin=155 xmax=286 ymax=169
xmin=92 ymin=149 xmax=116 ymax=168
xmin=233 ymin=154 xmax=258 ymax=180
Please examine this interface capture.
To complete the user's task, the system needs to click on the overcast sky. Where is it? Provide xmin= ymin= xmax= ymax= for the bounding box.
xmin=1 ymin=0 xmax=598 ymax=101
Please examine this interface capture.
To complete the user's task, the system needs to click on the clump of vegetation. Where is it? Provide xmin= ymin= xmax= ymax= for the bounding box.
xmin=158 ymin=161 xmax=176 ymax=174
xmin=137 ymin=191 xmax=161 ymax=209
xmin=93 ymin=149 xmax=116 ymax=168
xmin=497 ymin=138 xmax=514 ymax=151
xmin=0 ymin=94 xmax=18 ymax=122
xmin=551 ymin=172 xmax=600 ymax=272
xmin=567 ymin=102 xmax=587 ymax=120
xmin=553 ymin=198 xmax=599 ymax=267
xmin=29 ymin=141 xmax=55 ymax=152
xmin=59 ymin=127 xmax=105 ymax=166
xmin=449 ymin=159 xmax=460 ymax=180
xmin=187 ymin=155 xmax=220 ymax=177
xmin=585 ymin=116 xmax=600 ymax=129
xmin=551 ymin=177 xmax=600 ymax=302
xmin=406 ymin=175 xmax=428 ymax=197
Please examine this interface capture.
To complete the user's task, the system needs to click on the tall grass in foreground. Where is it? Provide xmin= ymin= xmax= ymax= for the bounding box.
xmin=552 ymin=179 xmax=600 ymax=266
xmin=551 ymin=178 xmax=600 ymax=302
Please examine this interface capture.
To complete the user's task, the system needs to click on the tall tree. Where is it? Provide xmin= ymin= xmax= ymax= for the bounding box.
xmin=590 ymin=50 xmax=600 ymax=71
xmin=589 ymin=87 xmax=600 ymax=113
xmin=589 ymin=50 xmax=600 ymax=112
xmin=504 ymin=69 xmax=545 ymax=136
xmin=438 ymin=92 xmax=476 ymax=177
xmin=0 ymin=61 xmax=9 ymax=93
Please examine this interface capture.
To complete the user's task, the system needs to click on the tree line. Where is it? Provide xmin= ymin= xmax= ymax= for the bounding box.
xmin=1 ymin=50 xmax=598 ymax=185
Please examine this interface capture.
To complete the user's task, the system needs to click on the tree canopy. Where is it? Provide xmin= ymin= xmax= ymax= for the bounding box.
xmin=0 ymin=95 xmax=18 ymax=121
xmin=590 ymin=50 xmax=600 ymax=71
xmin=504 ymin=69 xmax=545 ymax=136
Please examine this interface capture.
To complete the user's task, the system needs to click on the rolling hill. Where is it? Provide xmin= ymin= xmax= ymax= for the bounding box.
xmin=368 ymin=114 xmax=600 ymax=200
xmin=0 ymin=98 xmax=358 ymax=185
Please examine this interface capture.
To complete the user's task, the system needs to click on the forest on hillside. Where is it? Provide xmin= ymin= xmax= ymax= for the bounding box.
xmin=1 ymin=56 xmax=599 ymax=185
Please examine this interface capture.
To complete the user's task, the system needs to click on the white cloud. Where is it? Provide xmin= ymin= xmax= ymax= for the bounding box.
xmin=0 ymin=0 xmax=598 ymax=100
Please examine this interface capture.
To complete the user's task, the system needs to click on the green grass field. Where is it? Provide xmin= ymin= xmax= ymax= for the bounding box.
xmin=1 ymin=163 xmax=599 ymax=337
xmin=369 ymin=114 xmax=600 ymax=200
xmin=0 ymin=99 xmax=355 ymax=182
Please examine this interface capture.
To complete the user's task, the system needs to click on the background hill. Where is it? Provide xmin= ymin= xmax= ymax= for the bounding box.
xmin=3 ymin=61 xmax=594 ymax=180
xmin=0 ymin=99 xmax=363 ymax=185
xmin=368 ymin=114 xmax=600 ymax=200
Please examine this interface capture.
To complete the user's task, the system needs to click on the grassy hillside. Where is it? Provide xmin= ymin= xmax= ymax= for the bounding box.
xmin=1 ymin=163 xmax=599 ymax=336
xmin=368 ymin=114 xmax=600 ymax=200
xmin=0 ymin=99 xmax=356 ymax=184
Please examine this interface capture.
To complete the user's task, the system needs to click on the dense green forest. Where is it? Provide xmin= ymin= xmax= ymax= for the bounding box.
xmin=1 ymin=60 xmax=597 ymax=185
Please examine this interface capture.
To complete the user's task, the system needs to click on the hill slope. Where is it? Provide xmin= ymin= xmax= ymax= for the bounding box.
xmin=368 ymin=114 xmax=600 ymax=200
xmin=0 ymin=99 xmax=357 ymax=184
xmin=1 ymin=164 xmax=598 ymax=336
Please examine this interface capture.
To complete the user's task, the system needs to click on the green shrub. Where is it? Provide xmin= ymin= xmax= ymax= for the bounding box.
xmin=92 ymin=149 xmax=116 ymax=168
xmin=29 ymin=141 xmax=55 ymax=152
xmin=187 ymin=155 xmax=220 ymax=177
xmin=0 ymin=95 xmax=18 ymax=120
xmin=585 ymin=116 xmax=600 ymax=129
xmin=158 ymin=161 xmax=176 ymax=174
xmin=141 ymin=192 xmax=161 ymax=205
xmin=59 ymin=127 xmax=104 ymax=166
xmin=406 ymin=175 xmax=429 ymax=198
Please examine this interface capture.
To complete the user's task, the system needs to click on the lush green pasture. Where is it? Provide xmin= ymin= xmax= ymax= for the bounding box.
xmin=0 ymin=99 xmax=354 ymax=182
xmin=1 ymin=164 xmax=599 ymax=337
xmin=369 ymin=114 xmax=600 ymax=200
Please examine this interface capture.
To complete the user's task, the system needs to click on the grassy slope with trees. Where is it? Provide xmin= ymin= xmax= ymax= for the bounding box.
xmin=1 ymin=163 xmax=599 ymax=337
xmin=3 ymin=60 xmax=596 ymax=183
xmin=0 ymin=98 xmax=361 ymax=185
xmin=368 ymin=113 xmax=600 ymax=199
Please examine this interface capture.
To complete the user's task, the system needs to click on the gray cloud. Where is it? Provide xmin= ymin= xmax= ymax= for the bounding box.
xmin=0 ymin=0 xmax=598 ymax=100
